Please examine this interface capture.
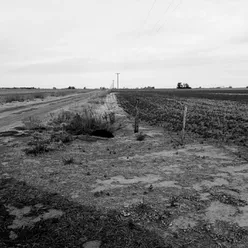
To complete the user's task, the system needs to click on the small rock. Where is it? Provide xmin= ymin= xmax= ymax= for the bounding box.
xmin=83 ymin=240 xmax=101 ymax=248
xmin=86 ymin=172 xmax=91 ymax=176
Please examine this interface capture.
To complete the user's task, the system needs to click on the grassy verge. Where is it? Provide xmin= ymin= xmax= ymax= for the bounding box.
xmin=22 ymin=95 xmax=116 ymax=155
xmin=0 ymin=89 xmax=91 ymax=104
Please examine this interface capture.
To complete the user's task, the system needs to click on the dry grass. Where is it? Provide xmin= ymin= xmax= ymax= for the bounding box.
xmin=23 ymin=94 xmax=116 ymax=155
xmin=0 ymin=89 xmax=90 ymax=104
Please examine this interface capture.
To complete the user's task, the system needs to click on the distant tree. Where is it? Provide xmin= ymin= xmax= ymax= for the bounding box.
xmin=83 ymin=87 xmax=86 ymax=89
xmin=68 ymin=86 xmax=75 ymax=89
xmin=177 ymin=82 xmax=183 ymax=89
xmin=184 ymin=83 xmax=191 ymax=89
xmin=177 ymin=82 xmax=191 ymax=89
xmin=53 ymin=87 xmax=56 ymax=90
xmin=229 ymin=86 xmax=232 ymax=88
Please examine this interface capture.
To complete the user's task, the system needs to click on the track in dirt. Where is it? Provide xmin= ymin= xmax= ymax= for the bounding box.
xmin=0 ymin=91 xmax=100 ymax=132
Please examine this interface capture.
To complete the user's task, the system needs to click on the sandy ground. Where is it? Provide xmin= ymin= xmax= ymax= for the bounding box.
xmin=1 ymin=93 xmax=248 ymax=247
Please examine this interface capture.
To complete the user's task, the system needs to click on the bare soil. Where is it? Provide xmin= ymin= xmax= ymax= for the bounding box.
xmin=1 ymin=93 xmax=248 ymax=247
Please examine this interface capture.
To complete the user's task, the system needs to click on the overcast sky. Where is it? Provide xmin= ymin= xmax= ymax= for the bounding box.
xmin=1 ymin=0 xmax=248 ymax=89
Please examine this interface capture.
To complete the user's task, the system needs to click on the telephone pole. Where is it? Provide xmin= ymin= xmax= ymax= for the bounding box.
xmin=116 ymin=73 xmax=120 ymax=89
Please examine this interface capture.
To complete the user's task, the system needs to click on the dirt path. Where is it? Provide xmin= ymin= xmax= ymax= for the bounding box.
xmin=0 ymin=91 xmax=99 ymax=132
xmin=1 ymin=93 xmax=248 ymax=247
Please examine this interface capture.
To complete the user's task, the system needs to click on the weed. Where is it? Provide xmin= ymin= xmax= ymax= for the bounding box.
xmin=33 ymin=93 xmax=45 ymax=99
xmin=108 ymin=112 xmax=116 ymax=124
xmin=4 ymin=94 xmax=26 ymax=103
xmin=168 ymin=196 xmax=179 ymax=207
xmin=66 ymin=113 xmax=85 ymax=135
xmin=24 ymin=133 xmax=53 ymax=155
xmin=22 ymin=116 xmax=45 ymax=131
xmin=60 ymin=108 xmax=114 ymax=136
xmin=50 ymin=131 xmax=72 ymax=143
xmin=51 ymin=111 xmax=75 ymax=126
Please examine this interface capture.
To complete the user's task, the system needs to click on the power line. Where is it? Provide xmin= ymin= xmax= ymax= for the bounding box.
xmin=156 ymin=0 xmax=182 ymax=32
xmin=123 ymin=0 xmax=159 ymax=73
xmin=133 ymin=0 xmax=181 ymax=59
xmin=137 ymin=0 xmax=158 ymax=38
xmin=151 ymin=0 xmax=174 ymax=32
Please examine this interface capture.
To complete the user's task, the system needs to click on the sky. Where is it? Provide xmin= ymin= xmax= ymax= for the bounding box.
xmin=0 ymin=0 xmax=248 ymax=89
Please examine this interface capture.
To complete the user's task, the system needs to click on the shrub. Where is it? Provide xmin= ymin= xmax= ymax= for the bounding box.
xmin=24 ymin=133 xmax=53 ymax=155
xmin=66 ymin=113 xmax=85 ymax=135
xmin=50 ymin=110 xmax=75 ymax=126
xmin=4 ymin=94 xmax=26 ymax=103
xmin=64 ymin=108 xmax=114 ymax=135
xmin=22 ymin=116 xmax=45 ymax=130
xmin=50 ymin=131 xmax=72 ymax=143
xmin=33 ymin=93 xmax=45 ymax=99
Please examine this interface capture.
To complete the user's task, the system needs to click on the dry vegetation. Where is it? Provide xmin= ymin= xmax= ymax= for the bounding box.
xmin=22 ymin=103 xmax=116 ymax=155
xmin=1 ymin=90 xmax=248 ymax=248
xmin=0 ymin=88 xmax=90 ymax=104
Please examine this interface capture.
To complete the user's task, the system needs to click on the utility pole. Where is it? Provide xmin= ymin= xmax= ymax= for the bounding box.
xmin=112 ymin=80 xmax=115 ymax=89
xmin=116 ymin=73 xmax=120 ymax=89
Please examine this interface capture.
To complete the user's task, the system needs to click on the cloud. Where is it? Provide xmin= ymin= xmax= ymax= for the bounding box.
xmin=10 ymin=51 xmax=248 ymax=77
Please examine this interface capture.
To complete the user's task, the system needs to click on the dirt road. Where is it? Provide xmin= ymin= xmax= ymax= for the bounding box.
xmin=0 ymin=91 xmax=99 ymax=132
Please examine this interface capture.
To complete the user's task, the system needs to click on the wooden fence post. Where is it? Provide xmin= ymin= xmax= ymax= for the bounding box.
xmin=182 ymin=105 xmax=188 ymax=143
xmin=134 ymin=98 xmax=140 ymax=133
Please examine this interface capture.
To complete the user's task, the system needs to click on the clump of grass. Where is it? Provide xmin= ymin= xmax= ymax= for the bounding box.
xmin=50 ymin=111 xmax=75 ymax=126
xmin=24 ymin=132 xmax=54 ymax=155
xmin=24 ymin=130 xmax=72 ymax=155
xmin=22 ymin=116 xmax=46 ymax=131
xmin=50 ymin=107 xmax=115 ymax=136
xmin=102 ymin=111 xmax=115 ymax=125
xmin=33 ymin=92 xmax=46 ymax=99
xmin=4 ymin=94 xmax=26 ymax=103
xmin=136 ymin=132 xmax=146 ymax=141
xmin=50 ymin=131 xmax=72 ymax=143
